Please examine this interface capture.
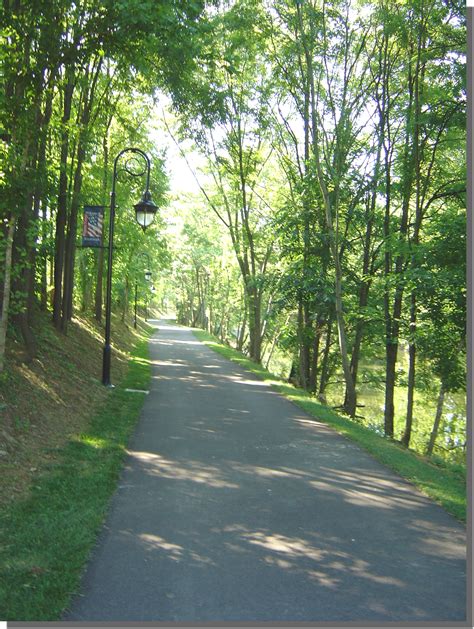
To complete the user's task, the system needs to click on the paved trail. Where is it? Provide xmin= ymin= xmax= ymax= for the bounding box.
xmin=66 ymin=321 xmax=466 ymax=622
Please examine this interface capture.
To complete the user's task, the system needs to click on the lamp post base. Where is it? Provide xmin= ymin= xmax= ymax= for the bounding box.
xmin=102 ymin=344 xmax=112 ymax=386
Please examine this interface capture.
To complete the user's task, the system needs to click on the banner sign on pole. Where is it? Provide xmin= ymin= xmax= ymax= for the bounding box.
xmin=82 ymin=205 xmax=104 ymax=247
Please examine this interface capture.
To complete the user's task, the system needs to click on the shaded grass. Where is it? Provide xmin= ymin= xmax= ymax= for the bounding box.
xmin=0 ymin=329 xmax=153 ymax=621
xmin=194 ymin=329 xmax=466 ymax=523
xmin=0 ymin=311 xmax=144 ymax=507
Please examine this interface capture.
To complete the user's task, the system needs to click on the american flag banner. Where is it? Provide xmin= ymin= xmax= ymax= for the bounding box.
xmin=82 ymin=205 xmax=104 ymax=247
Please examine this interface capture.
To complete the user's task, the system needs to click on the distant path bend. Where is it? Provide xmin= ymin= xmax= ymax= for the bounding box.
xmin=66 ymin=320 xmax=466 ymax=622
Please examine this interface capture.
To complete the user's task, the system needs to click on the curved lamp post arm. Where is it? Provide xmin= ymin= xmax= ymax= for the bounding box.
xmin=113 ymin=147 xmax=151 ymax=190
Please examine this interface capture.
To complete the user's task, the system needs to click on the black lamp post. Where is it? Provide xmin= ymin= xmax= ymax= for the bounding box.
xmin=102 ymin=148 xmax=158 ymax=386
xmin=134 ymin=252 xmax=152 ymax=330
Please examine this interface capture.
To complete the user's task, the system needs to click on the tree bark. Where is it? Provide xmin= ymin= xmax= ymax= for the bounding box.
xmin=26 ymin=87 xmax=54 ymax=323
xmin=309 ymin=323 xmax=322 ymax=393
xmin=0 ymin=217 xmax=16 ymax=372
xmin=237 ymin=302 xmax=247 ymax=351
xmin=343 ymin=195 xmax=375 ymax=410
xmin=297 ymin=299 xmax=309 ymax=388
xmin=402 ymin=18 xmax=427 ymax=448
xmin=318 ymin=316 xmax=334 ymax=402
xmin=426 ymin=383 xmax=445 ymax=456
xmin=246 ymin=282 xmax=262 ymax=362
xmin=61 ymin=134 xmax=85 ymax=330
xmin=53 ymin=72 xmax=75 ymax=328
xmin=384 ymin=46 xmax=415 ymax=437
xmin=40 ymin=203 xmax=49 ymax=310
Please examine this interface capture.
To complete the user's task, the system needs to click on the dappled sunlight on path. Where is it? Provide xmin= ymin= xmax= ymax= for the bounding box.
xmin=66 ymin=321 xmax=466 ymax=622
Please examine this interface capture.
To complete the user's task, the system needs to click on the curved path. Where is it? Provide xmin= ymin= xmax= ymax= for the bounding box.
xmin=66 ymin=321 xmax=466 ymax=622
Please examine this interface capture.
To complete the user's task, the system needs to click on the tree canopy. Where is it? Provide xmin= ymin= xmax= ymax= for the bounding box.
xmin=0 ymin=0 xmax=467 ymax=463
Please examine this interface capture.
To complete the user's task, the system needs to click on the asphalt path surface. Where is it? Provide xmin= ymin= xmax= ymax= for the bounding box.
xmin=66 ymin=320 xmax=467 ymax=622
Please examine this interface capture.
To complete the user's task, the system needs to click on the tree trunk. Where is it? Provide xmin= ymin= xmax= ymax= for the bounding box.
xmin=122 ymin=276 xmax=129 ymax=323
xmin=402 ymin=294 xmax=417 ymax=447
xmin=0 ymin=217 xmax=16 ymax=372
xmin=402 ymin=24 xmax=426 ymax=448
xmin=384 ymin=342 xmax=398 ymax=437
xmin=309 ymin=324 xmax=321 ymax=393
xmin=264 ymin=313 xmax=290 ymax=371
xmin=426 ymin=383 xmax=445 ymax=456
xmin=12 ymin=186 xmax=38 ymax=362
xmin=297 ymin=0 xmax=356 ymax=416
xmin=334 ymin=265 xmax=357 ymax=416
xmin=40 ymin=203 xmax=49 ymax=310
xmin=384 ymin=35 xmax=416 ymax=437
xmin=27 ymin=87 xmax=54 ymax=322
xmin=297 ymin=299 xmax=309 ymax=388
xmin=79 ymin=253 xmax=92 ymax=312
xmin=61 ymin=135 xmax=85 ymax=330
xmin=343 ymin=203 xmax=373 ymax=410
xmin=318 ymin=316 xmax=333 ymax=402
xmin=237 ymin=303 xmax=247 ymax=351
xmin=247 ymin=284 xmax=262 ymax=362
xmin=301 ymin=68 xmax=312 ymax=392
xmin=53 ymin=73 xmax=74 ymax=328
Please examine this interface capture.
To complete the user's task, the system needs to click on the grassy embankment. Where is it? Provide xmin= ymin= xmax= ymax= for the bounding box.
xmin=0 ymin=313 xmax=153 ymax=621
xmin=193 ymin=329 xmax=466 ymax=523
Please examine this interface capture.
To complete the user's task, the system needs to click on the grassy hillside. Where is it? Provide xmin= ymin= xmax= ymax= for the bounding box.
xmin=0 ymin=312 xmax=153 ymax=620
xmin=0 ymin=312 xmax=144 ymax=505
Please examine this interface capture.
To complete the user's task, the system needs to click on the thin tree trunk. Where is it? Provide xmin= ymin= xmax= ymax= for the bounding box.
xmin=402 ymin=316 xmax=417 ymax=447
xmin=13 ymin=173 xmax=38 ymax=362
xmin=344 ymin=199 xmax=374 ymax=410
xmin=0 ymin=217 xmax=16 ymax=372
xmin=299 ymin=83 xmax=312 ymax=390
xmin=344 ymin=90 xmax=384 ymax=406
xmin=247 ymin=285 xmax=262 ymax=362
xmin=61 ymin=137 xmax=85 ymax=330
xmin=402 ymin=23 xmax=426 ymax=448
xmin=309 ymin=324 xmax=321 ymax=393
xmin=40 ymin=204 xmax=49 ymax=310
xmin=297 ymin=0 xmax=356 ymax=416
xmin=122 ymin=276 xmax=129 ymax=323
xmin=318 ymin=316 xmax=334 ymax=402
xmin=53 ymin=73 xmax=74 ymax=328
xmin=426 ymin=383 xmax=445 ymax=456
xmin=265 ymin=312 xmax=291 ymax=371
xmin=385 ymin=28 xmax=418 ymax=437
xmin=297 ymin=300 xmax=309 ymax=388
xmin=237 ymin=302 xmax=247 ymax=351
xmin=27 ymin=88 xmax=54 ymax=322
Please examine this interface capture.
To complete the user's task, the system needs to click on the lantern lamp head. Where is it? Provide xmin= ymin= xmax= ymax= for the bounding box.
xmin=134 ymin=189 xmax=158 ymax=231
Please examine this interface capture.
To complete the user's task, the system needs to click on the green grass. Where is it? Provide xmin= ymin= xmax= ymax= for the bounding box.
xmin=0 ymin=328 xmax=153 ymax=621
xmin=194 ymin=329 xmax=466 ymax=523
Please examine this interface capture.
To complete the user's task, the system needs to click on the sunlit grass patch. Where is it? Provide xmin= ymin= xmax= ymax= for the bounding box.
xmin=194 ymin=329 xmax=466 ymax=523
